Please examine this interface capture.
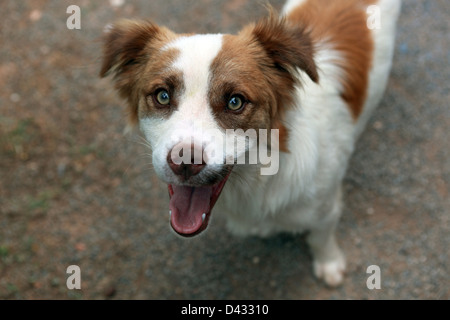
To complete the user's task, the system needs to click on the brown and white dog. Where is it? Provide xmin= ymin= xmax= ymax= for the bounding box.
xmin=100 ymin=0 xmax=401 ymax=286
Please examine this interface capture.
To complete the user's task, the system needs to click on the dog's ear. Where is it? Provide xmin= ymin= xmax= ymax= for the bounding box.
xmin=100 ymin=19 xmax=161 ymax=79
xmin=250 ymin=11 xmax=319 ymax=84
xmin=243 ymin=10 xmax=318 ymax=153
xmin=100 ymin=20 xmax=173 ymax=124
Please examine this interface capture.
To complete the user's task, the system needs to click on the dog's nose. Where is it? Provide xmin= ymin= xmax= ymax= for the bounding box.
xmin=167 ymin=144 xmax=206 ymax=181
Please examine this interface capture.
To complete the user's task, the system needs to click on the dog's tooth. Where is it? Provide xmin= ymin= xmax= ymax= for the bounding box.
xmin=169 ymin=210 xmax=172 ymax=217
xmin=202 ymin=213 xmax=206 ymax=222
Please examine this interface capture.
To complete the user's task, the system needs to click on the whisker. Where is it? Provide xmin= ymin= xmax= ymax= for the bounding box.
xmin=229 ymin=166 xmax=256 ymax=190
xmin=116 ymin=133 xmax=156 ymax=179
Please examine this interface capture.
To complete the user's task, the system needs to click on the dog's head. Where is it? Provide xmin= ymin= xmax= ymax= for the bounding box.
xmin=100 ymin=13 xmax=318 ymax=237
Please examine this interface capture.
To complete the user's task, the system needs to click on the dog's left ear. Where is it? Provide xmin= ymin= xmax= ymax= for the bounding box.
xmin=250 ymin=12 xmax=319 ymax=84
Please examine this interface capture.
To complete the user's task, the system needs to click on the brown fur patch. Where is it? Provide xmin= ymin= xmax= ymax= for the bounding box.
xmin=209 ymin=13 xmax=318 ymax=152
xmin=209 ymin=34 xmax=275 ymax=131
xmin=287 ymin=0 xmax=376 ymax=119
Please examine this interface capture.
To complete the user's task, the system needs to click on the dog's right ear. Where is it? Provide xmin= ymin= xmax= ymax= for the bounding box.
xmin=100 ymin=20 xmax=174 ymax=124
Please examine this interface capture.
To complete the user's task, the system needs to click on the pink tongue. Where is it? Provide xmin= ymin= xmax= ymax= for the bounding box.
xmin=169 ymin=185 xmax=212 ymax=235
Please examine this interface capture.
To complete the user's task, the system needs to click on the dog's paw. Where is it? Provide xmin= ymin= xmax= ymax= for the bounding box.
xmin=313 ymin=254 xmax=346 ymax=287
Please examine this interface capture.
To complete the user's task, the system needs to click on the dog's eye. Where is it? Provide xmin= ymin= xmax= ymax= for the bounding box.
xmin=155 ymin=89 xmax=170 ymax=106
xmin=227 ymin=95 xmax=245 ymax=112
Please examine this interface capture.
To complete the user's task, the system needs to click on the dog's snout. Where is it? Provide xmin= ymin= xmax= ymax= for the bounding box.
xmin=167 ymin=143 xmax=206 ymax=181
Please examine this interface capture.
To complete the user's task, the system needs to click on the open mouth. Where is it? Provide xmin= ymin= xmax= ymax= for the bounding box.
xmin=168 ymin=171 xmax=231 ymax=237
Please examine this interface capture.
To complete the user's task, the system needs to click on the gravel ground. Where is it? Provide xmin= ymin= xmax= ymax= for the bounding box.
xmin=0 ymin=0 xmax=448 ymax=300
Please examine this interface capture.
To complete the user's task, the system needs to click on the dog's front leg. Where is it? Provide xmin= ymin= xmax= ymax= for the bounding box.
xmin=306 ymin=187 xmax=346 ymax=287
xmin=307 ymin=223 xmax=346 ymax=287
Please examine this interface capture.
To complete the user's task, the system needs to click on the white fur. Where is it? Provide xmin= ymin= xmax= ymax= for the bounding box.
xmin=281 ymin=0 xmax=307 ymax=15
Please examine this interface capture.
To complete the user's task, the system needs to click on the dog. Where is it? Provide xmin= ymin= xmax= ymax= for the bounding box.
xmin=100 ymin=0 xmax=401 ymax=287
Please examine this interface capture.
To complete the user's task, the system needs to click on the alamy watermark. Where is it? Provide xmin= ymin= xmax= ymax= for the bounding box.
xmin=66 ymin=5 xmax=81 ymax=30
xmin=66 ymin=4 xmax=383 ymax=31
xmin=64 ymin=264 xmax=381 ymax=291
xmin=64 ymin=3 xmax=384 ymax=178
xmin=66 ymin=265 xmax=81 ymax=290
xmin=168 ymin=128 xmax=280 ymax=176
xmin=367 ymin=5 xmax=381 ymax=30
xmin=366 ymin=265 xmax=381 ymax=290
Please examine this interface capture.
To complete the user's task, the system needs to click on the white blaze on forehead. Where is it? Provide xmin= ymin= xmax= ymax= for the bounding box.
xmin=163 ymin=34 xmax=224 ymax=144
xmin=167 ymin=34 xmax=223 ymax=107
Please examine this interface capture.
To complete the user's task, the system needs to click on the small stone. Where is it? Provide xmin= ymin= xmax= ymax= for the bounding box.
xmin=29 ymin=10 xmax=42 ymax=22
xmin=110 ymin=0 xmax=125 ymax=7
xmin=10 ymin=93 xmax=20 ymax=103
